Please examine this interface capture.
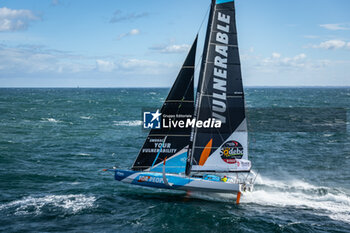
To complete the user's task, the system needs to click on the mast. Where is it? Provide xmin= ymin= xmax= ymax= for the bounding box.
xmin=186 ymin=0 xmax=216 ymax=175
xmin=187 ymin=0 xmax=251 ymax=174
xmin=132 ymin=37 xmax=197 ymax=172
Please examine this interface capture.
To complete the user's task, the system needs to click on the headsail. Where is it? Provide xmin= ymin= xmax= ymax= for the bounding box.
xmin=132 ymin=37 xmax=197 ymax=173
xmin=187 ymin=0 xmax=251 ymax=174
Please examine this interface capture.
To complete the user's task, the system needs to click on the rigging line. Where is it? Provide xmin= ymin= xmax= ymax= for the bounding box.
xmin=151 ymin=54 xmax=197 ymax=167
xmin=178 ymin=40 xmax=201 ymax=106
xmin=190 ymin=3 xmax=216 ymax=166
xmin=135 ymin=4 xmax=209 ymax=171
xmin=190 ymin=0 xmax=209 ymax=80
xmin=151 ymin=136 xmax=168 ymax=168
xmin=197 ymin=4 xmax=211 ymax=35
xmin=150 ymin=74 xmax=194 ymax=167
xmin=132 ymin=8 xmax=205 ymax=171
xmin=187 ymin=54 xmax=203 ymax=98
xmin=159 ymin=42 xmax=197 ymax=108
xmin=195 ymin=54 xmax=203 ymax=74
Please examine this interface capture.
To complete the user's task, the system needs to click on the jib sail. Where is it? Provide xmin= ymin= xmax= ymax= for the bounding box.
xmin=187 ymin=0 xmax=251 ymax=174
xmin=131 ymin=37 xmax=197 ymax=173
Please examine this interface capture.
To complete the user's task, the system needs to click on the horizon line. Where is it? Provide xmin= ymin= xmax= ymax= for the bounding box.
xmin=1 ymin=86 xmax=350 ymax=89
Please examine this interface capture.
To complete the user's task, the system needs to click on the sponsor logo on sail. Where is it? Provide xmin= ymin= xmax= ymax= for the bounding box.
xmin=220 ymin=140 xmax=244 ymax=164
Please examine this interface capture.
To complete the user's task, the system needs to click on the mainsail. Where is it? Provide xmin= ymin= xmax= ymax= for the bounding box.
xmin=132 ymin=37 xmax=197 ymax=173
xmin=187 ymin=0 xmax=251 ymax=174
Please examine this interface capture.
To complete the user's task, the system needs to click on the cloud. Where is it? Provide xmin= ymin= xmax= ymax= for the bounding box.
xmin=240 ymin=51 xmax=335 ymax=86
xmin=149 ymin=44 xmax=190 ymax=54
xmin=320 ymin=23 xmax=350 ymax=31
xmin=261 ymin=53 xmax=308 ymax=69
xmin=0 ymin=7 xmax=40 ymax=32
xmin=0 ymin=44 xmax=94 ymax=74
xmin=241 ymin=52 xmax=349 ymax=86
xmin=0 ymin=43 xmax=176 ymax=78
xmin=118 ymin=58 xmax=174 ymax=75
xmin=96 ymin=60 xmax=115 ymax=72
xmin=109 ymin=10 xmax=148 ymax=23
xmin=272 ymin=52 xmax=281 ymax=59
xmin=96 ymin=58 xmax=175 ymax=74
xmin=117 ymin=29 xmax=140 ymax=40
xmin=94 ymin=56 xmax=176 ymax=74
xmin=312 ymin=40 xmax=350 ymax=50
xmin=120 ymin=59 xmax=159 ymax=69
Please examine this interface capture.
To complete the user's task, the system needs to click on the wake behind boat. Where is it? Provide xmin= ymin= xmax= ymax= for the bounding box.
xmin=106 ymin=0 xmax=257 ymax=204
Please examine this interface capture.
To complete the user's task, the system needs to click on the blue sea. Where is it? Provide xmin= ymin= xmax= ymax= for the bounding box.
xmin=0 ymin=88 xmax=349 ymax=232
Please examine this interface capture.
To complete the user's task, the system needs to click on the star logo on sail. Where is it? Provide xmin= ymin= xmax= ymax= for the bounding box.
xmin=143 ymin=110 xmax=162 ymax=129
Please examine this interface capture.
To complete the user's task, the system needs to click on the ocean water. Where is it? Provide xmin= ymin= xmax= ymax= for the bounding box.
xmin=0 ymin=88 xmax=349 ymax=233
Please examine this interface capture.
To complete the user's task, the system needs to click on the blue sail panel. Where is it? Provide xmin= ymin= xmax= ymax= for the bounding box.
xmin=149 ymin=151 xmax=187 ymax=174
xmin=216 ymin=0 xmax=234 ymax=4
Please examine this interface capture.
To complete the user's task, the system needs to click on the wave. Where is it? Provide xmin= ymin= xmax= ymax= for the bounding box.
xmin=186 ymin=176 xmax=350 ymax=224
xmin=80 ymin=116 xmax=92 ymax=120
xmin=113 ymin=120 xmax=142 ymax=127
xmin=242 ymin=176 xmax=350 ymax=223
xmin=41 ymin=118 xmax=61 ymax=123
xmin=76 ymin=153 xmax=91 ymax=156
xmin=0 ymin=194 xmax=96 ymax=216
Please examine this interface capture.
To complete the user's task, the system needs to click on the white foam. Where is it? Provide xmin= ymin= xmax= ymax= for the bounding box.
xmin=0 ymin=194 xmax=96 ymax=216
xmin=76 ymin=153 xmax=91 ymax=156
xmin=80 ymin=116 xmax=92 ymax=120
xmin=255 ymin=176 xmax=319 ymax=190
xmin=242 ymin=176 xmax=350 ymax=223
xmin=113 ymin=120 xmax=142 ymax=126
xmin=41 ymin=118 xmax=61 ymax=123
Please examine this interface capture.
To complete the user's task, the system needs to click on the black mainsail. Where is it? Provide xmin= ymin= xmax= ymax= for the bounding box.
xmin=132 ymin=37 xmax=197 ymax=171
xmin=187 ymin=0 xmax=251 ymax=174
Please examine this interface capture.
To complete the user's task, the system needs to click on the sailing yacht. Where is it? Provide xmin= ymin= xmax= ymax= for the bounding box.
xmin=108 ymin=0 xmax=256 ymax=203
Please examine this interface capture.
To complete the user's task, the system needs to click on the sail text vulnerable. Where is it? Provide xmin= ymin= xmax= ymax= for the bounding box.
xmin=212 ymin=12 xmax=231 ymax=124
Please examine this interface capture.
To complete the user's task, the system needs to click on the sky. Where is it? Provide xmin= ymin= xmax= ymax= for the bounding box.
xmin=0 ymin=0 xmax=350 ymax=87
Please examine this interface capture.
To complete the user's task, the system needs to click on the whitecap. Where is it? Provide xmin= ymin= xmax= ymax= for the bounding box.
xmin=41 ymin=118 xmax=61 ymax=123
xmin=76 ymin=153 xmax=91 ymax=156
xmin=80 ymin=116 xmax=92 ymax=120
xmin=0 ymin=194 xmax=96 ymax=216
xmin=242 ymin=176 xmax=350 ymax=223
xmin=113 ymin=120 xmax=142 ymax=127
